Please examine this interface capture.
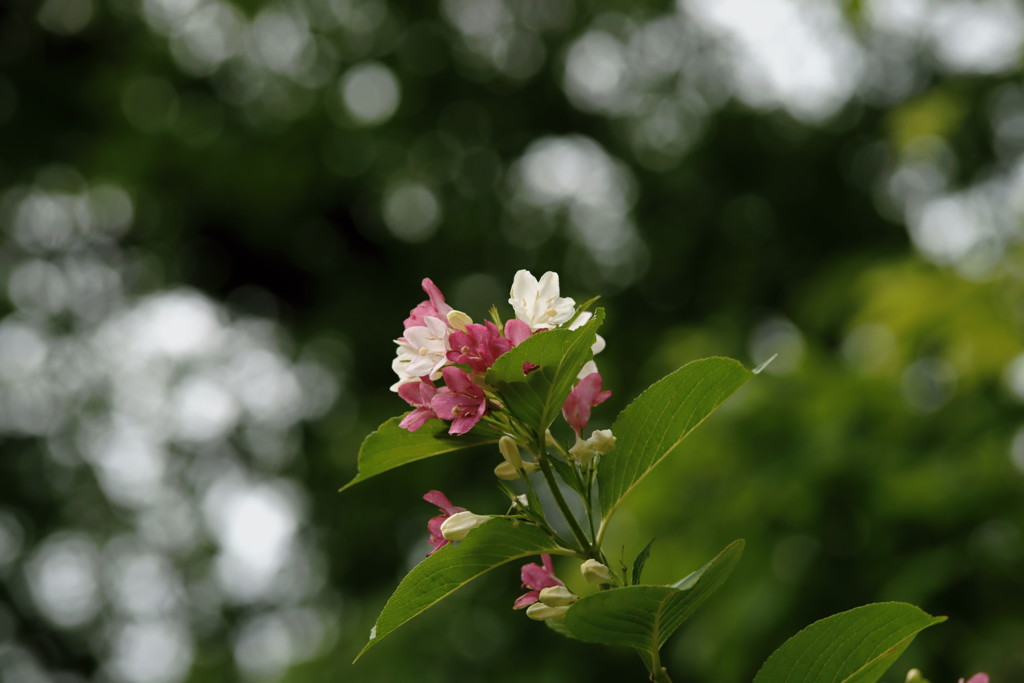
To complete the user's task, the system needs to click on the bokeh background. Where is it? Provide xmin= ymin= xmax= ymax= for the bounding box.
xmin=2 ymin=0 xmax=1024 ymax=681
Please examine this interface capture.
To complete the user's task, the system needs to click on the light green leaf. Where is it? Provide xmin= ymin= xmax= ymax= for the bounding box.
xmin=355 ymin=519 xmax=566 ymax=661
xmin=598 ymin=357 xmax=752 ymax=522
xmin=564 ymin=540 xmax=744 ymax=651
xmin=486 ymin=308 xmax=604 ymax=432
xmin=753 ymin=602 xmax=947 ymax=683
xmin=340 ymin=416 xmax=498 ymax=491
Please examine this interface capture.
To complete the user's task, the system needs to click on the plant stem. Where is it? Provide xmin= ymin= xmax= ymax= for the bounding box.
xmin=651 ymin=667 xmax=673 ymax=683
xmin=535 ymin=433 xmax=592 ymax=554
xmin=646 ymin=649 xmax=672 ymax=683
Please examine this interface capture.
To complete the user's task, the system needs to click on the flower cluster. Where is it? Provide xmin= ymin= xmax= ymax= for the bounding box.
xmin=391 ymin=270 xmax=606 ymax=437
xmin=398 ymin=271 xmax=623 ymax=623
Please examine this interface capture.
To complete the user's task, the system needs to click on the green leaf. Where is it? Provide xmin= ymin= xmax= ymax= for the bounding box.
xmin=631 ymin=538 xmax=655 ymax=586
xmin=355 ymin=519 xmax=566 ymax=661
xmin=545 ymin=618 xmax=581 ymax=640
xmin=598 ymin=357 xmax=752 ymax=522
xmin=564 ymin=539 xmax=744 ymax=651
xmin=340 ymin=416 xmax=498 ymax=491
xmin=752 ymin=602 xmax=947 ymax=683
xmin=486 ymin=308 xmax=604 ymax=432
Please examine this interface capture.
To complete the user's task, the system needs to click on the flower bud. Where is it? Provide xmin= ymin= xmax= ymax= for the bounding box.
xmin=494 ymin=461 xmax=519 ymax=481
xmin=498 ymin=435 xmax=523 ymax=469
xmin=580 ymin=558 xmax=616 ymax=585
xmin=494 ymin=458 xmax=541 ymax=480
xmin=446 ymin=310 xmax=473 ymax=332
xmin=569 ymin=429 xmax=617 ymax=465
xmin=538 ymin=585 xmax=578 ymax=607
xmin=525 ymin=602 xmax=570 ymax=621
xmin=904 ymin=670 xmax=928 ymax=683
xmin=515 ymin=494 xmax=528 ymax=508
xmin=439 ymin=511 xmax=490 ymax=541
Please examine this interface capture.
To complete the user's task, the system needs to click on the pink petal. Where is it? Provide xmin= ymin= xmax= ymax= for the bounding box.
xmin=430 ymin=391 xmax=471 ymax=420
xmin=513 ymin=590 xmax=540 ymax=609
xmin=398 ymin=377 xmax=436 ymax=408
xmin=399 ymin=407 xmax=435 ymax=431
xmin=520 ymin=555 xmax=563 ymax=590
xmin=965 ymin=675 xmax=989 ymax=683
xmin=563 ymin=372 xmax=611 ymax=435
xmin=422 ymin=278 xmax=450 ymax=316
xmin=505 ymin=319 xmax=532 ymax=347
xmin=403 ymin=278 xmax=453 ymax=329
xmin=448 ymin=415 xmax=476 ymax=435
xmin=440 ymin=366 xmax=480 ymax=395
xmin=423 ymin=490 xmax=464 ymax=516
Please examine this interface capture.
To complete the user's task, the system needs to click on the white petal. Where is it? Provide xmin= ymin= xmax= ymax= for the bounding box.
xmin=536 ymin=271 xmax=561 ymax=302
xmin=577 ymin=360 xmax=598 ymax=379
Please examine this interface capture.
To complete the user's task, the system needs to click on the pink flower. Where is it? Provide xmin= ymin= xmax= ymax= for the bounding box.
xmin=513 ymin=554 xmax=564 ymax=609
xmin=404 ymin=278 xmax=453 ymax=330
xmin=397 ymin=378 xmax=438 ymax=431
xmin=562 ymin=372 xmax=612 ymax=437
xmin=431 ymin=366 xmax=488 ymax=435
xmin=960 ymin=675 xmax=989 ymax=683
xmin=447 ymin=322 xmax=513 ymax=372
xmin=423 ymin=490 xmax=466 ymax=556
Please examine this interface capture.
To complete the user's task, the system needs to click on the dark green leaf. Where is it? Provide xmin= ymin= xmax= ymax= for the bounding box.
xmin=598 ymin=357 xmax=752 ymax=522
xmin=564 ymin=539 xmax=744 ymax=651
xmin=631 ymin=538 xmax=655 ymax=586
xmin=486 ymin=308 xmax=604 ymax=431
xmin=340 ymin=416 xmax=498 ymax=491
xmin=355 ymin=519 xmax=566 ymax=661
xmin=753 ymin=602 xmax=947 ymax=683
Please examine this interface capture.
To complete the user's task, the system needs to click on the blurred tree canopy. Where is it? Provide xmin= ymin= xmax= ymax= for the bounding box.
xmin=1 ymin=0 xmax=1023 ymax=681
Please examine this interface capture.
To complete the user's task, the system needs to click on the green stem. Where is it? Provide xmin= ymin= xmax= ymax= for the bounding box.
xmin=535 ymin=433 xmax=592 ymax=554
xmin=651 ymin=667 xmax=672 ymax=683
xmin=646 ymin=649 xmax=672 ymax=683
xmin=595 ymin=517 xmax=609 ymax=550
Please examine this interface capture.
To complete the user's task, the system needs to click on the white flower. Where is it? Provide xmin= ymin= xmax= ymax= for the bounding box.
xmin=440 ymin=510 xmax=490 ymax=541
xmin=569 ymin=428 xmax=616 ymax=465
xmin=392 ymin=315 xmax=450 ymax=383
xmin=509 ymin=270 xmax=576 ymax=331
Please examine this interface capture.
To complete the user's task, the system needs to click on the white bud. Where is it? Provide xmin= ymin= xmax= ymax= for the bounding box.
xmin=439 ymin=511 xmax=490 ymax=541
xmin=447 ymin=310 xmax=473 ymax=331
xmin=569 ymin=429 xmax=617 ymax=464
xmin=580 ymin=559 xmax=615 ymax=585
xmin=525 ymin=602 xmax=570 ymax=621
xmin=498 ymin=436 xmax=523 ymax=469
xmin=494 ymin=461 xmax=518 ymax=480
xmin=905 ymin=670 xmax=926 ymax=683
xmin=538 ymin=585 xmax=578 ymax=607
xmin=515 ymin=494 xmax=528 ymax=508
xmin=494 ymin=459 xmax=540 ymax=481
